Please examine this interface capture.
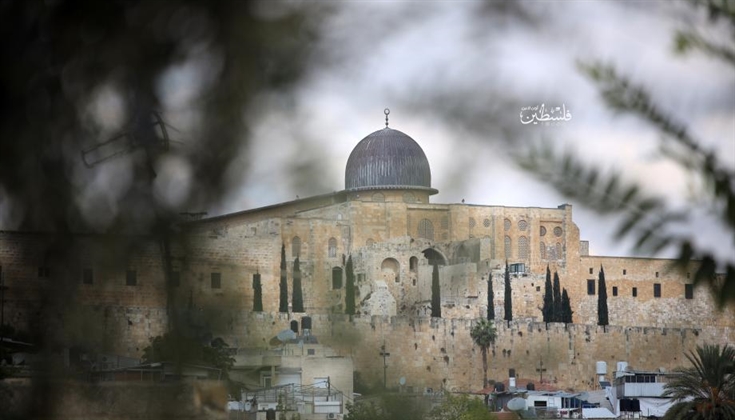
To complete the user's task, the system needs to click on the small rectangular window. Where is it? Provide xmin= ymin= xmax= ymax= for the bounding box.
xmin=589 ymin=267 xmax=593 ymax=274
xmin=612 ymin=286 xmax=618 ymax=297
xmin=587 ymin=279 xmax=595 ymax=295
xmin=170 ymin=271 xmax=180 ymax=287
xmin=653 ymin=283 xmax=661 ymax=298
xmin=307 ymin=349 xmax=316 ymax=356
xmin=655 ymin=271 xmax=659 ymax=278
xmin=83 ymin=268 xmax=93 ymax=285
xmin=685 ymin=284 xmax=693 ymax=299
xmin=211 ymin=272 xmax=221 ymax=289
xmin=632 ymin=287 xmax=638 ymax=297
xmin=126 ymin=270 xmax=137 ymax=286
xmin=687 ymin=272 xmax=690 ymax=279
xmin=623 ymin=269 xmax=627 ymax=275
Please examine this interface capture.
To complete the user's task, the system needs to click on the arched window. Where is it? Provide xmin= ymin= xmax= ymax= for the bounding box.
xmin=328 ymin=238 xmax=337 ymax=258
xmin=518 ymin=220 xmax=528 ymax=231
xmin=548 ymin=243 xmax=557 ymax=260
xmin=504 ymin=236 xmax=512 ymax=259
xmin=441 ymin=216 xmax=449 ymax=229
xmin=504 ymin=218 xmax=511 ymax=231
xmin=410 ymin=257 xmax=418 ymax=273
xmin=469 ymin=218 xmax=476 ymax=229
xmin=483 ymin=218 xmax=491 ymax=228
xmin=372 ymin=193 xmax=385 ymax=202
xmin=403 ymin=192 xmax=416 ymax=203
xmin=556 ymin=242 xmax=562 ymax=260
xmin=540 ymin=241 xmax=547 ymax=259
xmin=332 ymin=267 xmax=343 ymax=289
xmin=518 ymin=236 xmax=529 ymax=259
xmin=381 ymin=258 xmax=400 ymax=283
xmin=418 ymin=219 xmax=434 ymax=241
xmin=292 ymin=236 xmax=301 ymax=258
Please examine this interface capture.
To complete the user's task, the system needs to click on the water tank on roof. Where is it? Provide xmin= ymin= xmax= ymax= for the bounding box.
xmin=596 ymin=361 xmax=607 ymax=375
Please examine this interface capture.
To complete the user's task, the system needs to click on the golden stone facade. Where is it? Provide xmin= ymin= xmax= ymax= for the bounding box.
xmin=1 ymin=124 xmax=733 ymax=392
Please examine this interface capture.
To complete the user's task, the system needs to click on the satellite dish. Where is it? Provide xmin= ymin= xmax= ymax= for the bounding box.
xmin=399 ymin=377 xmax=406 ymax=386
xmin=507 ymin=397 xmax=527 ymax=412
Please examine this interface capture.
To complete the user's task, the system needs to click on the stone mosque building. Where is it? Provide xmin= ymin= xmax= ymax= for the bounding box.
xmin=1 ymin=114 xmax=733 ymax=392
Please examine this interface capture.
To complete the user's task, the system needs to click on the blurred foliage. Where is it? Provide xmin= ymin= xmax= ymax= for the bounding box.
xmin=0 ymin=0 xmax=326 ymax=417
xmin=344 ymin=394 xmax=428 ymax=420
xmin=142 ymin=332 xmax=235 ymax=378
xmin=518 ymin=0 xmax=735 ymax=307
xmin=427 ymin=393 xmax=495 ymax=420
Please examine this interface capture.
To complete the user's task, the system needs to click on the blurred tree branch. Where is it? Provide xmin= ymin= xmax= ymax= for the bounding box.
xmin=518 ymin=0 xmax=735 ymax=308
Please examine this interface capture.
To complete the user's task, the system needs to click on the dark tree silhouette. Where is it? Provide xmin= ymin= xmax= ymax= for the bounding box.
xmin=279 ymin=243 xmax=288 ymax=313
xmin=487 ymin=272 xmax=495 ymax=320
xmin=252 ymin=272 xmax=263 ymax=312
xmin=542 ymin=265 xmax=553 ymax=322
xmin=504 ymin=261 xmax=512 ymax=322
xmin=292 ymin=257 xmax=303 ymax=312
xmin=561 ymin=288 xmax=573 ymax=324
xmin=431 ymin=263 xmax=441 ymax=318
xmin=552 ymin=271 xmax=562 ymax=322
xmin=598 ymin=265 xmax=609 ymax=326
xmin=345 ymin=255 xmax=355 ymax=315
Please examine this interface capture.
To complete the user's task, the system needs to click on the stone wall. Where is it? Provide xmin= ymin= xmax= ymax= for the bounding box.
xmin=230 ymin=313 xmax=735 ymax=393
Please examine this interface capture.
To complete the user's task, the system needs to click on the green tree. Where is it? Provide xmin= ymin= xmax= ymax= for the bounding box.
xmin=504 ymin=261 xmax=512 ymax=322
xmin=344 ymin=401 xmax=385 ymax=420
xmin=552 ymin=271 xmax=562 ymax=322
xmin=279 ymin=243 xmax=288 ymax=313
xmin=345 ymin=255 xmax=356 ymax=315
xmin=662 ymin=344 xmax=735 ymax=420
xmin=487 ymin=272 xmax=495 ymax=320
xmin=432 ymin=263 xmax=442 ymax=318
xmin=561 ymin=288 xmax=573 ymax=324
xmin=428 ymin=393 xmax=494 ymax=420
xmin=519 ymin=0 xmax=735 ymax=308
xmin=470 ymin=319 xmax=497 ymax=388
xmin=542 ymin=265 xmax=553 ymax=323
xmin=292 ymin=257 xmax=304 ymax=312
xmin=598 ymin=265 xmax=609 ymax=326
xmin=253 ymin=272 xmax=263 ymax=312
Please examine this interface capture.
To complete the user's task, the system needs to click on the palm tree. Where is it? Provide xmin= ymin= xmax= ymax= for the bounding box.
xmin=470 ymin=318 xmax=497 ymax=389
xmin=662 ymin=344 xmax=735 ymax=420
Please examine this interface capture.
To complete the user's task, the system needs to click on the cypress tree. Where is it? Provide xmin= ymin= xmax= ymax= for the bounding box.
xmin=598 ymin=265 xmax=609 ymax=326
xmin=561 ymin=288 xmax=573 ymax=323
xmin=487 ymin=272 xmax=495 ymax=320
xmin=345 ymin=255 xmax=355 ymax=315
xmin=279 ymin=243 xmax=288 ymax=313
xmin=431 ymin=263 xmax=441 ymax=317
xmin=552 ymin=271 xmax=562 ymax=322
xmin=252 ymin=272 xmax=263 ymax=312
xmin=542 ymin=265 xmax=553 ymax=322
xmin=504 ymin=260 xmax=512 ymax=322
xmin=292 ymin=257 xmax=303 ymax=312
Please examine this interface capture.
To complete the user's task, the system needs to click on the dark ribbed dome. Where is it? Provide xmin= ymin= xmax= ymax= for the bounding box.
xmin=345 ymin=127 xmax=437 ymax=194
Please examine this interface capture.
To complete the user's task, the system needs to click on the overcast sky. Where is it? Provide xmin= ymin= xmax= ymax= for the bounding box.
xmin=207 ymin=1 xmax=735 ymax=262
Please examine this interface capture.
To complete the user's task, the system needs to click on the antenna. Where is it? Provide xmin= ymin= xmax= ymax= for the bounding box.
xmin=81 ymin=111 xmax=171 ymax=168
